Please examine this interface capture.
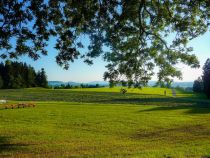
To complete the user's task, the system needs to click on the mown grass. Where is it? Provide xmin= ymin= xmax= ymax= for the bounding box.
xmin=0 ymin=87 xmax=207 ymax=105
xmin=0 ymin=87 xmax=210 ymax=158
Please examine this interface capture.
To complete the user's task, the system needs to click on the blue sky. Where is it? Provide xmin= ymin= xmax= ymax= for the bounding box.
xmin=16 ymin=32 xmax=210 ymax=82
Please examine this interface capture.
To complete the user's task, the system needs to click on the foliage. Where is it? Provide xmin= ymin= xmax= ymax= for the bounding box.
xmin=0 ymin=61 xmax=47 ymax=89
xmin=1 ymin=0 xmax=209 ymax=87
xmin=193 ymin=77 xmax=204 ymax=93
xmin=203 ymin=58 xmax=210 ymax=98
xmin=0 ymin=75 xmax=3 ymax=88
xmin=155 ymin=79 xmax=173 ymax=88
xmin=35 ymin=68 xmax=48 ymax=88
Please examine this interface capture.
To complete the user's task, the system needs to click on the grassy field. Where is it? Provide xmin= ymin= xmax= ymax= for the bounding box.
xmin=0 ymin=87 xmax=210 ymax=158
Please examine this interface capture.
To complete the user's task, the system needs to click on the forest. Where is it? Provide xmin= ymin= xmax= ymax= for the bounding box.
xmin=0 ymin=61 xmax=47 ymax=89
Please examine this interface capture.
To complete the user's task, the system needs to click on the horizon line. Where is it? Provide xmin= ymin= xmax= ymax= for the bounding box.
xmin=48 ymin=80 xmax=195 ymax=83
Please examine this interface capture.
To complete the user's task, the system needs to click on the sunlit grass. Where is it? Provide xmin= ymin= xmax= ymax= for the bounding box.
xmin=0 ymin=87 xmax=210 ymax=157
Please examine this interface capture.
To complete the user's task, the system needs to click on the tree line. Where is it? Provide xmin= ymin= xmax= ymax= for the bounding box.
xmin=193 ymin=58 xmax=210 ymax=99
xmin=0 ymin=61 xmax=48 ymax=89
xmin=53 ymin=83 xmax=104 ymax=89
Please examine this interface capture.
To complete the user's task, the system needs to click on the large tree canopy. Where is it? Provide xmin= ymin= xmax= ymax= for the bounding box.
xmin=1 ymin=0 xmax=210 ymax=87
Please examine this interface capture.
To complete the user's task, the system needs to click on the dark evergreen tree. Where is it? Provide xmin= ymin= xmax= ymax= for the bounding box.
xmin=0 ymin=61 xmax=48 ymax=89
xmin=203 ymin=59 xmax=210 ymax=98
xmin=11 ymin=62 xmax=24 ymax=88
xmin=35 ymin=71 xmax=41 ymax=87
xmin=0 ymin=75 xmax=3 ymax=88
xmin=4 ymin=60 xmax=14 ymax=88
xmin=11 ymin=74 xmax=23 ymax=89
xmin=26 ymin=66 xmax=36 ymax=87
xmin=36 ymin=68 xmax=48 ymax=88
xmin=21 ymin=63 xmax=29 ymax=87
xmin=40 ymin=68 xmax=48 ymax=88
xmin=193 ymin=77 xmax=204 ymax=93
xmin=65 ymin=83 xmax=72 ymax=89
xmin=0 ymin=63 xmax=4 ymax=88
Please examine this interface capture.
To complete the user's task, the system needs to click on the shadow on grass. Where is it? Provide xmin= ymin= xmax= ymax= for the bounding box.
xmin=109 ymin=96 xmax=210 ymax=106
xmin=107 ymin=96 xmax=210 ymax=114
xmin=132 ymin=124 xmax=210 ymax=141
xmin=1 ymin=88 xmax=210 ymax=114
xmin=139 ymin=105 xmax=210 ymax=114
xmin=0 ymin=89 xmax=166 ymax=102
xmin=131 ymin=97 xmax=210 ymax=114
xmin=0 ymin=136 xmax=28 ymax=155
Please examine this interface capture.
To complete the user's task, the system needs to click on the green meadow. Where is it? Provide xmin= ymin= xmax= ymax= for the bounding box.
xmin=0 ymin=87 xmax=210 ymax=158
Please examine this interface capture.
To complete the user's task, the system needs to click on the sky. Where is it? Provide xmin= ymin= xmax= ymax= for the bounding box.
xmin=16 ymin=32 xmax=210 ymax=82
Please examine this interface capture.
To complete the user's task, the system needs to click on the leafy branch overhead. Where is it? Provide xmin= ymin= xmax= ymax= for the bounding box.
xmin=0 ymin=0 xmax=209 ymax=87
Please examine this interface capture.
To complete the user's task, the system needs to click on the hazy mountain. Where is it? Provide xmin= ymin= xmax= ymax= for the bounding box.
xmin=48 ymin=81 xmax=109 ymax=87
xmin=148 ymin=81 xmax=193 ymax=88
xmin=48 ymin=81 xmax=81 ymax=86
xmin=48 ymin=81 xmax=193 ymax=88
xmin=48 ymin=81 xmax=65 ymax=86
xmin=66 ymin=82 xmax=81 ymax=86
xmin=87 ymin=81 xmax=109 ymax=86
xmin=171 ymin=82 xmax=193 ymax=88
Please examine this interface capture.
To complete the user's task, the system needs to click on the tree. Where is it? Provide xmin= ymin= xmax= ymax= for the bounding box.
xmin=36 ymin=68 xmax=48 ymax=88
xmin=80 ymin=83 xmax=85 ymax=88
xmin=65 ymin=83 xmax=72 ymax=89
xmin=193 ymin=77 xmax=204 ymax=93
xmin=0 ymin=75 xmax=3 ymax=88
xmin=4 ymin=60 xmax=14 ymax=88
xmin=40 ymin=68 xmax=48 ymax=88
xmin=0 ymin=61 xmax=45 ymax=89
xmin=11 ymin=74 xmax=23 ymax=89
xmin=0 ymin=62 xmax=4 ymax=88
xmin=203 ymin=59 xmax=210 ymax=98
xmin=1 ymin=1 xmax=210 ymax=87
xmin=95 ymin=84 xmax=99 ymax=88
xmin=26 ymin=66 xmax=36 ymax=87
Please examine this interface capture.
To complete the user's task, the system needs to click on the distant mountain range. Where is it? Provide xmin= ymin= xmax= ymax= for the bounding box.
xmin=48 ymin=81 xmax=193 ymax=88
xmin=148 ymin=81 xmax=193 ymax=88
xmin=48 ymin=81 xmax=109 ymax=87
xmin=172 ymin=82 xmax=193 ymax=88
